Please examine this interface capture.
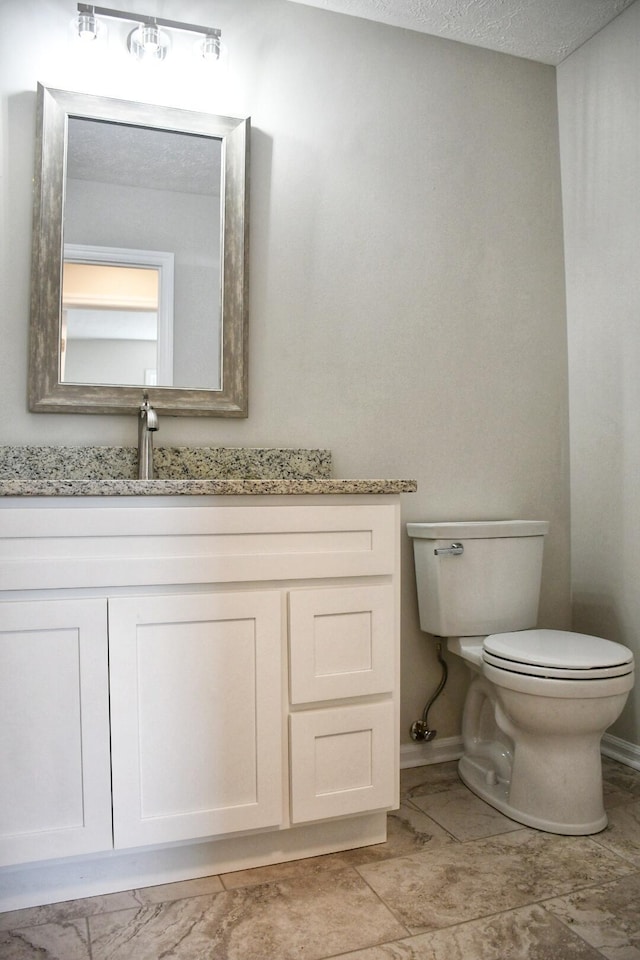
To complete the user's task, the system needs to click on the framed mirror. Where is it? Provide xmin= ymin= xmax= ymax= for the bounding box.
xmin=29 ymin=84 xmax=249 ymax=416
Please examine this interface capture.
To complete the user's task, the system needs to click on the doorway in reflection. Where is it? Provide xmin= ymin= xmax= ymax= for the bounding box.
xmin=62 ymin=260 xmax=163 ymax=387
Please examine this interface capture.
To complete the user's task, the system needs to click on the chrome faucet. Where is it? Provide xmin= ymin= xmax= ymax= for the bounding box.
xmin=138 ymin=393 xmax=159 ymax=480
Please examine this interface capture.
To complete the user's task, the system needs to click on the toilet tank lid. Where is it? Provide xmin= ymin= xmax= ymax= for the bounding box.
xmin=406 ymin=520 xmax=549 ymax=539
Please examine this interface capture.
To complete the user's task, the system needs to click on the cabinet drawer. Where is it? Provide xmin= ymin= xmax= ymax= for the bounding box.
xmin=0 ymin=503 xmax=396 ymax=590
xmin=289 ymin=585 xmax=394 ymax=704
xmin=289 ymin=701 xmax=395 ymax=823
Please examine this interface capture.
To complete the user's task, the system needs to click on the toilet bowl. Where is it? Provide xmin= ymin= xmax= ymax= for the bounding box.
xmin=407 ymin=521 xmax=635 ymax=835
xmin=453 ymin=630 xmax=633 ymax=834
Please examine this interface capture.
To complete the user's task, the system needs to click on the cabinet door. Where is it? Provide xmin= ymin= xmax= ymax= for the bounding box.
xmin=109 ymin=592 xmax=283 ymax=849
xmin=289 ymin=585 xmax=395 ymax=704
xmin=0 ymin=599 xmax=112 ymax=866
xmin=289 ymin=701 xmax=395 ymax=823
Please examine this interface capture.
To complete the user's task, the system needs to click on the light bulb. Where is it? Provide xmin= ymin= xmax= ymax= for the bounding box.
xmin=139 ymin=24 xmax=159 ymax=53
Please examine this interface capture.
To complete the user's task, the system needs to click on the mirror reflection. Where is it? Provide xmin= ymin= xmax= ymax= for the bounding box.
xmin=63 ymin=118 xmax=222 ymax=390
xmin=62 ymin=248 xmax=169 ymax=387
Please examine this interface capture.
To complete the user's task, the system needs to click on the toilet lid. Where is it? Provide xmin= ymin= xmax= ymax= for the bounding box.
xmin=483 ymin=629 xmax=634 ymax=680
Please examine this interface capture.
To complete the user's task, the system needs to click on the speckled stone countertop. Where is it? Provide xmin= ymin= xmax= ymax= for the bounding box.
xmin=0 ymin=446 xmax=417 ymax=497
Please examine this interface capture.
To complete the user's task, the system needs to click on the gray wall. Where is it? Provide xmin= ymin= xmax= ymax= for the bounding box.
xmin=558 ymin=0 xmax=640 ymax=748
xmin=0 ymin=0 xmax=571 ymax=751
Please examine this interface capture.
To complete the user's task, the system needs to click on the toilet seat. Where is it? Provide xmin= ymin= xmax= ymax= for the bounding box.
xmin=483 ymin=629 xmax=634 ymax=680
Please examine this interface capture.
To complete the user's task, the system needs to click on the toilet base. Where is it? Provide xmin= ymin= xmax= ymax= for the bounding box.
xmin=458 ymin=754 xmax=608 ymax=835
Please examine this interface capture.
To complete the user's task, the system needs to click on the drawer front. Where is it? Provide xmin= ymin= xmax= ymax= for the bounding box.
xmin=289 ymin=701 xmax=395 ymax=823
xmin=289 ymin=585 xmax=395 ymax=704
xmin=0 ymin=503 xmax=396 ymax=590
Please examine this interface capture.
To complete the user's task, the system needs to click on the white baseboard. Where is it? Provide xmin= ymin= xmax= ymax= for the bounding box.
xmin=601 ymin=733 xmax=640 ymax=771
xmin=400 ymin=735 xmax=463 ymax=769
xmin=401 ymin=733 xmax=640 ymax=773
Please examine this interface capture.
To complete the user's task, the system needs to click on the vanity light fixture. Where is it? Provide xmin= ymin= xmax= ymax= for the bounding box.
xmin=72 ymin=3 xmax=223 ymax=63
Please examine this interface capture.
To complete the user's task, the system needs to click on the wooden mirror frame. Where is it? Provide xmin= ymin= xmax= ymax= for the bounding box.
xmin=29 ymin=84 xmax=249 ymax=417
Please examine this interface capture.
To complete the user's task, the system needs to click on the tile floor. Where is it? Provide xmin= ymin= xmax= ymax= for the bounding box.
xmin=1 ymin=756 xmax=639 ymax=959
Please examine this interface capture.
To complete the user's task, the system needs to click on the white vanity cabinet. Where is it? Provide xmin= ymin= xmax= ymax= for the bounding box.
xmin=0 ymin=495 xmax=401 ymax=909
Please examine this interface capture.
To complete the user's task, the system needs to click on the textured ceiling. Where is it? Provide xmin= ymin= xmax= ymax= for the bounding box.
xmin=67 ymin=117 xmax=221 ymax=195
xmin=286 ymin=0 xmax=637 ymax=64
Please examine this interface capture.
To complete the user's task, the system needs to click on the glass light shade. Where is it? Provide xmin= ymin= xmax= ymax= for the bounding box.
xmin=77 ymin=13 xmax=97 ymax=40
xmin=199 ymin=34 xmax=221 ymax=61
xmin=70 ymin=12 xmax=106 ymax=44
xmin=128 ymin=24 xmax=170 ymax=61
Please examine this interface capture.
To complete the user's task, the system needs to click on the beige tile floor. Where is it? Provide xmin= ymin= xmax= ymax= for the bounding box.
xmin=1 ymin=756 xmax=639 ymax=959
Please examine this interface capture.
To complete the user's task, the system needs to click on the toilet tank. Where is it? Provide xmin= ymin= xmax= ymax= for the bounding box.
xmin=406 ymin=521 xmax=549 ymax=637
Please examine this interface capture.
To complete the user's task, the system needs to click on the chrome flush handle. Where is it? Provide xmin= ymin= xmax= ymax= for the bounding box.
xmin=434 ymin=543 xmax=464 ymax=556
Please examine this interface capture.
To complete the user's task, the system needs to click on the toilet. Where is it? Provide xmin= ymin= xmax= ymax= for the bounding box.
xmin=406 ymin=520 xmax=634 ymax=835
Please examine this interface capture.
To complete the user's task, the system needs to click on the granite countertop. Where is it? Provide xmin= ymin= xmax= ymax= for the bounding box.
xmin=0 ymin=446 xmax=417 ymax=497
xmin=0 ymin=478 xmax=417 ymax=497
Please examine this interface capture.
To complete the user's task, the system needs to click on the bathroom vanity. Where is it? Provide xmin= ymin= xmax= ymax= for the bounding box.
xmin=0 ymin=450 xmax=415 ymax=910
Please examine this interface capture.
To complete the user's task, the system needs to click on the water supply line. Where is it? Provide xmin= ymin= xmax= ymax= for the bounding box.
xmin=410 ymin=641 xmax=448 ymax=742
